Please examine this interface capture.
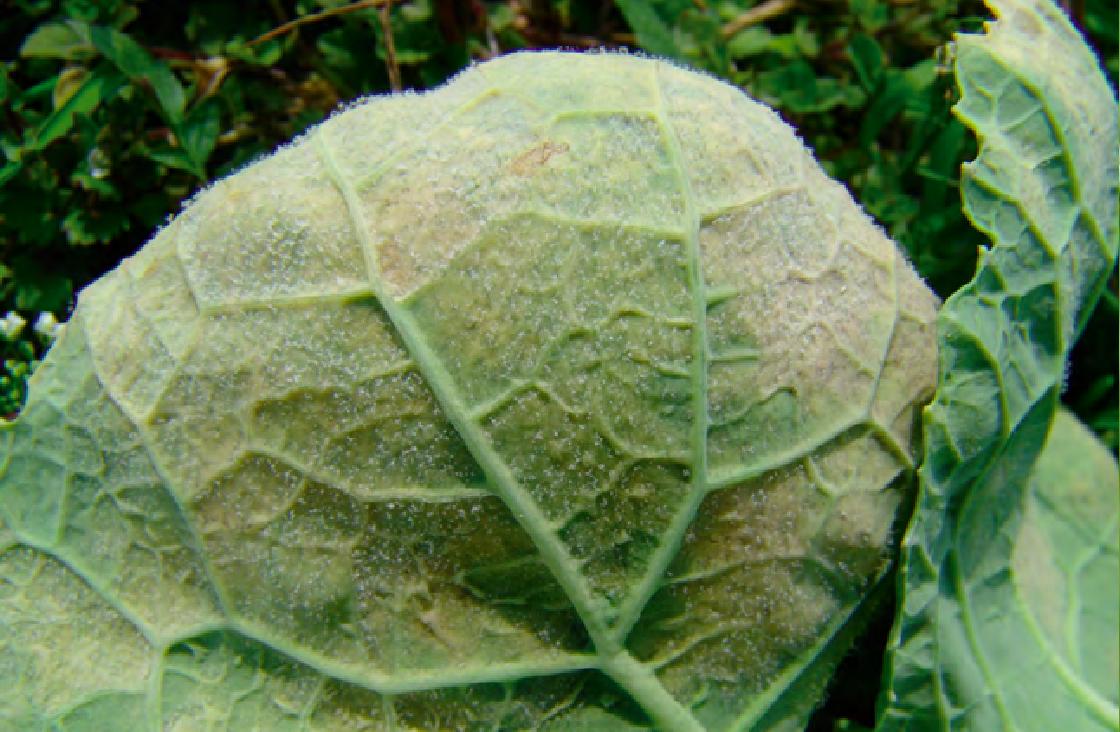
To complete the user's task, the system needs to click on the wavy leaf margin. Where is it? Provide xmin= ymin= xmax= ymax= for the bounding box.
xmin=878 ymin=0 xmax=1119 ymax=729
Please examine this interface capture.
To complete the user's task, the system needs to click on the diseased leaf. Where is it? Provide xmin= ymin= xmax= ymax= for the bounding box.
xmin=1014 ymin=409 xmax=1119 ymax=721
xmin=0 ymin=52 xmax=939 ymax=730
xmin=878 ymin=1 xmax=1120 ymax=729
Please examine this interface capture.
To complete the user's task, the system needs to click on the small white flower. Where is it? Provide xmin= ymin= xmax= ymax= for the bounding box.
xmin=0 ymin=312 xmax=26 ymax=340
xmin=33 ymin=312 xmax=62 ymax=341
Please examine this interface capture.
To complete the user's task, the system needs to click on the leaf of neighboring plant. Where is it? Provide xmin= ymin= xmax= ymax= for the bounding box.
xmin=88 ymin=24 xmax=186 ymax=125
xmin=917 ymin=118 xmax=968 ymax=209
xmin=19 ymin=20 xmax=94 ymax=61
xmin=30 ymin=64 xmax=123 ymax=151
xmin=142 ymin=145 xmax=203 ymax=176
xmin=848 ymin=33 xmax=884 ymax=91
xmin=0 ymin=162 xmax=21 ymax=187
xmin=878 ymin=1 xmax=1120 ymax=730
xmin=62 ymin=205 xmax=131 ymax=246
xmin=726 ymin=26 xmax=773 ymax=60
xmin=178 ymin=98 xmax=221 ymax=178
xmin=851 ymin=0 xmax=890 ymax=33
xmin=858 ymin=72 xmax=913 ymax=148
xmin=679 ymin=11 xmax=729 ymax=75
xmin=8 ymin=255 xmax=74 ymax=312
xmin=613 ymin=0 xmax=682 ymax=60
xmin=755 ymin=60 xmax=867 ymax=114
xmin=1015 ymin=409 xmax=1119 ymax=718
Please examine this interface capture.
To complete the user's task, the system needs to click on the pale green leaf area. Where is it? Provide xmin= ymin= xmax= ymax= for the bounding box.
xmin=878 ymin=0 xmax=1119 ymax=730
xmin=1013 ymin=410 xmax=1119 ymax=721
xmin=0 ymin=53 xmax=939 ymax=731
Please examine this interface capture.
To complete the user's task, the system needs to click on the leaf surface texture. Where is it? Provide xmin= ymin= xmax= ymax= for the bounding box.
xmin=0 ymin=52 xmax=938 ymax=731
xmin=878 ymin=1 xmax=1120 ymax=729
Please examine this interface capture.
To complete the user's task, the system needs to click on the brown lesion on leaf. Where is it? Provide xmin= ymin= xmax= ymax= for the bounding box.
xmin=510 ymin=141 xmax=570 ymax=176
xmin=377 ymin=236 xmax=421 ymax=293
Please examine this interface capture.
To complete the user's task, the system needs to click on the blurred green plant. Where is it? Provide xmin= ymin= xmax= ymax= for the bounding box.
xmin=1 ymin=0 xmax=476 ymax=413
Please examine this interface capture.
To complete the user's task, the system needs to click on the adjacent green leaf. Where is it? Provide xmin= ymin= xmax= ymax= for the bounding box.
xmin=848 ymin=33 xmax=884 ymax=91
xmin=142 ymin=145 xmax=203 ymax=175
xmin=0 ymin=52 xmax=940 ymax=731
xmin=88 ymin=24 xmax=186 ymax=124
xmin=19 ymin=20 xmax=94 ymax=61
xmin=754 ymin=60 xmax=867 ymax=114
xmin=29 ymin=64 xmax=122 ymax=150
xmin=858 ymin=73 xmax=912 ymax=148
xmin=727 ymin=27 xmax=775 ymax=60
xmin=613 ymin=0 xmax=683 ymax=61
xmin=851 ymin=0 xmax=890 ymax=33
xmin=1014 ymin=409 xmax=1119 ymax=721
xmin=878 ymin=1 xmax=1120 ymax=729
xmin=0 ymin=162 xmax=21 ymax=187
xmin=178 ymin=98 xmax=221 ymax=178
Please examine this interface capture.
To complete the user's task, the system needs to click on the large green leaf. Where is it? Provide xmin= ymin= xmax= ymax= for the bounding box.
xmin=0 ymin=52 xmax=940 ymax=730
xmin=1015 ymin=410 xmax=1119 ymax=723
xmin=878 ymin=0 xmax=1119 ymax=729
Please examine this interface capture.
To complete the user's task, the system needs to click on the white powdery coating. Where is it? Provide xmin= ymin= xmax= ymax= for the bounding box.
xmin=1 ymin=50 xmax=939 ymax=731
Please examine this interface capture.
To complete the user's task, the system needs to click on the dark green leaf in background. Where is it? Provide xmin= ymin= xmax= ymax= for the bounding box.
xmin=18 ymin=19 xmax=94 ymax=61
xmin=613 ymin=0 xmax=682 ymax=60
xmin=29 ymin=64 xmax=122 ymax=150
xmin=178 ymin=97 xmax=221 ymax=176
xmin=88 ymin=23 xmax=186 ymax=124
xmin=848 ymin=33 xmax=884 ymax=90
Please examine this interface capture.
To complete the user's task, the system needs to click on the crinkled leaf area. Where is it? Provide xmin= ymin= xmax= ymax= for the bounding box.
xmin=878 ymin=1 xmax=1119 ymax=730
xmin=0 ymin=52 xmax=939 ymax=731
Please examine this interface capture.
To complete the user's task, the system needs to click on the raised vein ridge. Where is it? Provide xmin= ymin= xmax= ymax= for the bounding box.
xmin=311 ymin=120 xmax=705 ymax=732
xmin=609 ymin=62 xmax=712 ymax=647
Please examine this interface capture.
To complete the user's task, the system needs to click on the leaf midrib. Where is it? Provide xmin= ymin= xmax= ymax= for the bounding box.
xmin=312 ymin=113 xmax=707 ymax=730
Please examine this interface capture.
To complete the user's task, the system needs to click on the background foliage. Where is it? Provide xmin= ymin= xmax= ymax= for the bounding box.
xmin=0 ymin=0 xmax=1116 ymax=724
